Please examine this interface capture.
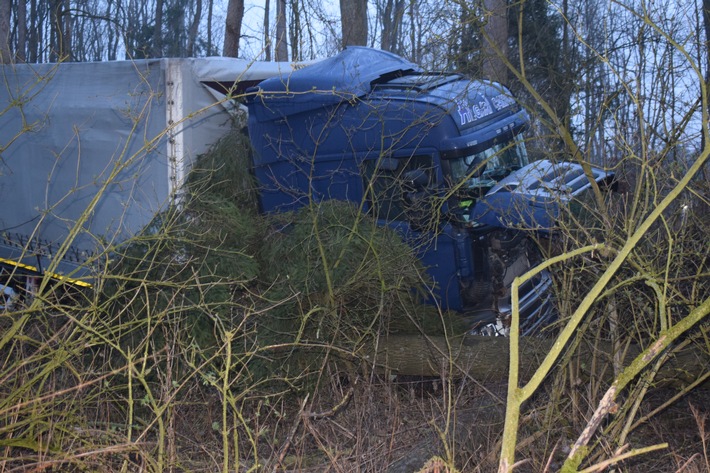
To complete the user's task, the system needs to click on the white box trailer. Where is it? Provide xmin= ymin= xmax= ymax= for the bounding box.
xmin=0 ymin=57 xmax=293 ymax=285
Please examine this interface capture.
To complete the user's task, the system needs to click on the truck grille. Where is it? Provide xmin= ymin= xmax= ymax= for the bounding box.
xmin=466 ymin=231 xmax=556 ymax=337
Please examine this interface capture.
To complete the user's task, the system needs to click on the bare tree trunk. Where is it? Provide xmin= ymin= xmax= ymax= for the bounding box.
xmin=263 ymin=0 xmax=271 ymax=60
xmin=62 ymin=0 xmax=71 ymax=60
xmin=186 ymin=0 xmax=202 ymax=56
xmin=371 ymin=335 xmax=707 ymax=387
xmin=49 ymin=0 xmax=61 ymax=61
xmin=340 ymin=0 xmax=367 ymax=47
xmin=28 ymin=0 xmax=38 ymax=62
xmin=289 ymin=0 xmax=299 ymax=61
xmin=73 ymin=5 xmax=84 ymax=60
xmin=110 ymin=0 xmax=121 ymax=60
xmin=560 ymin=0 xmax=571 ymax=129
xmin=379 ymin=0 xmax=404 ymax=53
xmin=482 ymin=0 xmax=508 ymax=83
xmin=704 ymin=0 xmax=710 ymax=85
xmin=124 ymin=0 xmax=137 ymax=58
xmin=702 ymin=0 xmax=710 ymax=156
xmin=153 ymin=0 xmax=164 ymax=57
xmin=16 ymin=0 xmax=26 ymax=61
xmin=106 ymin=0 xmax=115 ymax=60
xmin=0 ymin=0 xmax=10 ymax=63
xmin=274 ymin=0 xmax=287 ymax=60
xmin=223 ymin=0 xmax=244 ymax=57
xmin=409 ymin=0 xmax=419 ymax=63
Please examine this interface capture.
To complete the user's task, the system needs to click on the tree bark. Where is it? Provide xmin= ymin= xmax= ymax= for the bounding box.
xmin=106 ymin=0 xmax=115 ymax=60
xmin=289 ymin=0 xmax=299 ymax=60
xmin=16 ymin=0 xmax=26 ymax=61
xmin=62 ymin=0 xmax=71 ymax=59
xmin=0 ymin=0 xmax=10 ymax=63
xmin=263 ymin=0 xmax=271 ymax=60
xmin=28 ymin=0 xmax=37 ymax=62
xmin=380 ymin=0 xmax=404 ymax=53
xmin=482 ymin=0 xmax=508 ymax=84
xmin=49 ymin=0 xmax=61 ymax=61
xmin=703 ymin=0 xmax=710 ymax=158
xmin=340 ymin=0 xmax=367 ymax=47
xmin=206 ymin=0 xmax=213 ymax=55
xmin=704 ymin=0 xmax=710 ymax=89
xmin=368 ymin=335 xmax=707 ymax=386
xmin=274 ymin=0 xmax=287 ymax=61
xmin=223 ymin=0 xmax=244 ymax=57
xmin=186 ymin=0 xmax=202 ymax=57
xmin=153 ymin=0 xmax=164 ymax=57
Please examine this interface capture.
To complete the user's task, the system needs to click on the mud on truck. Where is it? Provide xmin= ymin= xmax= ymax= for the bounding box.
xmin=246 ymin=47 xmax=613 ymax=335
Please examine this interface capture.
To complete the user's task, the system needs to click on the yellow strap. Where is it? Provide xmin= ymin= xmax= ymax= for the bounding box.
xmin=0 ymin=257 xmax=93 ymax=288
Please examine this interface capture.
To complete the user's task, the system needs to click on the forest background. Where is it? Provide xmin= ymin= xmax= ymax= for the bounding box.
xmin=0 ymin=0 xmax=709 ymax=472
xmin=2 ymin=0 xmax=709 ymax=177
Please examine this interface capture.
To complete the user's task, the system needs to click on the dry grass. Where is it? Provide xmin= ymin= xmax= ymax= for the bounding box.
xmin=1 ymin=129 xmax=708 ymax=473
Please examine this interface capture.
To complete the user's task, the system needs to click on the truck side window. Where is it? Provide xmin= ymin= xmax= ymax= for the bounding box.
xmin=363 ymin=154 xmax=435 ymax=222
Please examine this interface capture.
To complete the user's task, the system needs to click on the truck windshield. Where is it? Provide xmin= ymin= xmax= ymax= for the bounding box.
xmin=448 ymin=137 xmax=528 ymax=189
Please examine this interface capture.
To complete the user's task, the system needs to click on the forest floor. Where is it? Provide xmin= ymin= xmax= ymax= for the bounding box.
xmin=167 ymin=375 xmax=709 ymax=473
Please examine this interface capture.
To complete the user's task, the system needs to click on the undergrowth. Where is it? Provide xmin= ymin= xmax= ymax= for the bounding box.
xmin=0 ymin=127 xmax=707 ymax=473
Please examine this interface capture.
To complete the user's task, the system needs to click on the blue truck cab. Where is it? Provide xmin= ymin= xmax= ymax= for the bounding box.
xmin=246 ymin=47 xmax=612 ymax=335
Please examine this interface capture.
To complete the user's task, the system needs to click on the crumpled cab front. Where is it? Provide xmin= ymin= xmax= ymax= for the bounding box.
xmin=470 ymin=160 xmax=615 ymax=231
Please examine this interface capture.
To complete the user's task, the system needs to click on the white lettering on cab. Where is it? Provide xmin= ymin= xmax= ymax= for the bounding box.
xmin=456 ymin=98 xmax=494 ymax=126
